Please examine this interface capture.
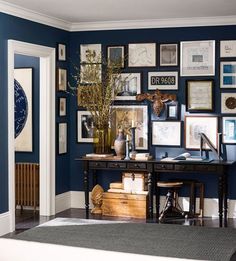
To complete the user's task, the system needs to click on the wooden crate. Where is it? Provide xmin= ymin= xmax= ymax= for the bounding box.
xmin=102 ymin=192 xmax=148 ymax=219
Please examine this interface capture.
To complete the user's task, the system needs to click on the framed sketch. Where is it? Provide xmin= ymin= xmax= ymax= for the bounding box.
xmin=80 ymin=64 xmax=102 ymax=84
xmin=128 ymin=43 xmax=156 ymax=67
xmin=186 ymin=80 xmax=214 ymax=112
xmin=14 ymin=68 xmax=33 ymax=152
xmin=166 ymin=101 xmax=178 ymax=120
xmin=220 ymin=61 xmax=236 ymax=88
xmin=57 ymin=68 xmax=67 ymax=91
xmin=77 ymin=111 xmax=95 ymax=143
xmin=148 ymin=71 xmax=178 ymax=90
xmin=221 ymin=93 xmax=236 ymax=113
xmin=222 ymin=117 xmax=236 ymax=144
xmin=80 ymin=44 xmax=102 ymax=63
xmin=152 ymin=121 xmax=181 ymax=146
xmin=58 ymin=123 xmax=67 ymax=154
xmin=160 ymin=44 xmax=178 ymax=66
xmin=113 ymin=73 xmax=141 ymax=100
xmin=59 ymin=98 xmax=66 ymax=116
xmin=180 ymin=40 xmax=215 ymax=76
xmin=111 ymin=105 xmax=148 ymax=150
xmin=220 ymin=40 xmax=236 ymax=58
xmin=57 ymin=43 xmax=66 ymax=61
xmin=185 ymin=116 xmax=218 ymax=150
xmin=107 ymin=46 xmax=125 ymax=68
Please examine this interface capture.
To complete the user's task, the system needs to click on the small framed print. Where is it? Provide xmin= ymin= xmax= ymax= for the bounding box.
xmin=180 ymin=40 xmax=215 ymax=76
xmin=185 ymin=116 xmax=218 ymax=150
xmin=221 ymin=93 xmax=236 ymax=113
xmin=222 ymin=117 xmax=236 ymax=144
xmin=57 ymin=68 xmax=67 ymax=91
xmin=59 ymin=98 xmax=66 ymax=116
xmin=80 ymin=44 xmax=101 ymax=63
xmin=186 ymin=80 xmax=214 ymax=112
xmin=152 ymin=121 xmax=181 ymax=146
xmin=148 ymin=71 xmax=178 ymax=90
xmin=220 ymin=62 xmax=236 ymax=88
xmin=166 ymin=101 xmax=178 ymax=120
xmin=58 ymin=123 xmax=67 ymax=154
xmin=77 ymin=111 xmax=95 ymax=143
xmin=107 ymin=46 xmax=125 ymax=68
xmin=220 ymin=41 xmax=236 ymax=58
xmin=128 ymin=43 xmax=156 ymax=67
xmin=160 ymin=44 xmax=178 ymax=66
xmin=57 ymin=43 xmax=66 ymax=61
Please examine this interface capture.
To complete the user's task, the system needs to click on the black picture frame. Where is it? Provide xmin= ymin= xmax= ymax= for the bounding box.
xmin=165 ymin=101 xmax=179 ymax=120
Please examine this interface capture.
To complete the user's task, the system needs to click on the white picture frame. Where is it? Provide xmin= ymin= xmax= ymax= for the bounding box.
xmin=180 ymin=40 xmax=215 ymax=76
xmin=57 ymin=43 xmax=66 ymax=61
xmin=57 ymin=68 xmax=67 ymax=91
xmin=58 ymin=123 xmax=67 ymax=154
xmin=80 ymin=44 xmax=102 ymax=63
xmin=220 ymin=40 xmax=236 ymax=58
xmin=148 ymin=71 xmax=178 ymax=90
xmin=128 ymin=43 xmax=156 ymax=67
xmin=77 ymin=111 xmax=95 ymax=143
xmin=221 ymin=93 xmax=236 ymax=113
xmin=152 ymin=121 xmax=181 ymax=146
xmin=222 ymin=117 xmax=236 ymax=144
xmin=220 ymin=61 xmax=236 ymax=88
xmin=59 ymin=98 xmax=66 ymax=116
xmin=160 ymin=44 xmax=178 ymax=66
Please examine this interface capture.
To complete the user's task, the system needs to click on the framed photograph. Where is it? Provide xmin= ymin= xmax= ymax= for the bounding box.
xmin=107 ymin=46 xmax=125 ymax=68
xmin=152 ymin=121 xmax=181 ymax=146
xmin=220 ymin=61 xmax=236 ymax=88
xmin=128 ymin=43 xmax=156 ymax=67
xmin=186 ymin=80 xmax=214 ymax=112
xmin=185 ymin=116 xmax=218 ymax=150
xmin=77 ymin=111 xmax=95 ymax=143
xmin=221 ymin=93 xmax=236 ymax=113
xmin=57 ymin=68 xmax=67 ymax=91
xmin=57 ymin=43 xmax=66 ymax=61
xmin=180 ymin=40 xmax=215 ymax=76
xmin=220 ymin=40 xmax=236 ymax=57
xmin=222 ymin=117 xmax=236 ymax=144
xmin=111 ymin=105 xmax=148 ymax=150
xmin=148 ymin=71 xmax=178 ymax=90
xmin=166 ymin=101 xmax=178 ymax=120
xmin=58 ymin=123 xmax=67 ymax=154
xmin=80 ymin=44 xmax=102 ymax=63
xmin=160 ymin=44 xmax=178 ymax=66
xmin=80 ymin=64 xmax=102 ymax=84
xmin=14 ymin=68 xmax=33 ymax=152
xmin=59 ymin=98 xmax=66 ymax=116
xmin=113 ymin=73 xmax=141 ymax=100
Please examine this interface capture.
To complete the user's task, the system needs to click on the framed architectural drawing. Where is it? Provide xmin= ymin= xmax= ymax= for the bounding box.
xmin=57 ymin=43 xmax=66 ymax=61
xmin=148 ymin=71 xmax=178 ymax=90
xmin=220 ymin=40 xmax=236 ymax=57
xmin=59 ymin=97 xmax=66 ymax=116
xmin=128 ymin=43 xmax=156 ymax=67
xmin=221 ymin=93 xmax=236 ymax=113
xmin=58 ymin=123 xmax=67 ymax=154
xmin=80 ymin=44 xmax=102 ymax=63
xmin=14 ymin=68 xmax=33 ymax=152
xmin=57 ymin=68 xmax=67 ymax=91
xmin=107 ymin=45 xmax=125 ymax=68
xmin=160 ymin=44 xmax=178 ymax=66
xmin=185 ymin=116 xmax=218 ymax=150
xmin=111 ymin=105 xmax=148 ymax=150
xmin=77 ymin=111 xmax=95 ymax=143
xmin=222 ymin=117 xmax=236 ymax=144
xmin=152 ymin=121 xmax=181 ymax=146
xmin=220 ymin=61 xmax=236 ymax=88
xmin=180 ymin=40 xmax=215 ymax=76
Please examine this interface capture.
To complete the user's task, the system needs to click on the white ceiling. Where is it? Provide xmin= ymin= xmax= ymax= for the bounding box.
xmin=1 ymin=0 xmax=236 ymax=31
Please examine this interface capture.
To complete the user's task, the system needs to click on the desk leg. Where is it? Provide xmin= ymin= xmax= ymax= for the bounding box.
xmin=218 ymin=174 xmax=223 ymax=227
xmin=84 ymin=169 xmax=89 ymax=219
xmin=155 ymin=172 xmax=160 ymax=222
xmin=148 ymin=172 xmax=153 ymax=220
xmin=223 ymin=171 xmax=228 ymax=227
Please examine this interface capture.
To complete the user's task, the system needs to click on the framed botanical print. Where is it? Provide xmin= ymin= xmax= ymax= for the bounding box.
xmin=111 ymin=105 xmax=148 ymax=150
xmin=222 ymin=117 xmax=236 ymax=144
xmin=57 ymin=68 xmax=67 ymax=91
xmin=220 ymin=40 xmax=236 ymax=58
xmin=59 ymin=97 xmax=66 ymax=116
xmin=160 ymin=44 xmax=178 ymax=66
xmin=58 ymin=123 xmax=67 ymax=154
xmin=180 ymin=40 xmax=215 ymax=76
xmin=57 ymin=43 xmax=66 ymax=61
xmin=80 ymin=44 xmax=102 ymax=63
xmin=220 ymin=61 xmax=236 ymax=88
xmin=186 ymin=80 xmax=214 ymax=112
xmin=148 ymin=71 xmax=178 ymax=90
xmin=77 ymin=111 xmax=95 ymax=143
xmin=107 ymin=46 xmax=125 ymax=68
xmin=221 ymin=93 xmax=236 ymax=113
xmin=185 ymin=116 xmax=218 ymax=150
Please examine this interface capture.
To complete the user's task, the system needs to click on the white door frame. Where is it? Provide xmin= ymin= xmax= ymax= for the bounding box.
xmin=8 ymin=40 xmax=56 ymax=232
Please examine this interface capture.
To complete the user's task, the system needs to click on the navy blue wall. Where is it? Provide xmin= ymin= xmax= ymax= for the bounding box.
xmin=69 ymin=26 xmax=236 ymax=199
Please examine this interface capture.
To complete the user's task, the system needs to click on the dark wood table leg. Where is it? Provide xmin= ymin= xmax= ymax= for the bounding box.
xmin=155 ymin=172 xmax=160 ymax=222
xmin=148 ymin=172 xmax=153 ymax=220
xmin=84 ymin=162 xmax=89 ymax=219
xmin=218 ymin=174 xmax=223 ymax=227
xmin=223 ymin=169 xmax=228 ymax=227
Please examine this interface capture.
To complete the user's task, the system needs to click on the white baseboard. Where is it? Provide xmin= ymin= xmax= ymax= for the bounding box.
xmin=0 ymin=212 xmax=11 ymax=236
xmin=55 ymin=192 xmax=71 ymax=214
xmin=70 ymin=191 xmax=93 ymax=209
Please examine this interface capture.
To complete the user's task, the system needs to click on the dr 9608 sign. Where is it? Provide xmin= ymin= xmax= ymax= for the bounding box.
xmin=148 ymin=71 xmax=178 ymax=90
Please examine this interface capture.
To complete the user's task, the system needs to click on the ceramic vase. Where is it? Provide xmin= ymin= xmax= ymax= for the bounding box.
xmin=114 ymin=129 xmax=126 ymax=157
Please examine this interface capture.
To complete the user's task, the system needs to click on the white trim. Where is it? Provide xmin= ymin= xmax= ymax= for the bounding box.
xmin=8 ymin=40 xmax=56 ymax=233
xmin=71 ymin=191 xmax=93 ymax=209
xmin=0 ymin=212 xmax=10 ymax=236
xmin=55 ymin=192 xmax=71 ymax=214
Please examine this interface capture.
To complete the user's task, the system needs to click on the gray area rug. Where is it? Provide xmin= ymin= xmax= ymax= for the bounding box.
xmin=11 ymin=222 xmax=236 ymax=261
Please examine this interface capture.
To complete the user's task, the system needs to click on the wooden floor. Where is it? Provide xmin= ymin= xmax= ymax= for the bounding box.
xmin=14 ymin=208 xmax=236 ymax=235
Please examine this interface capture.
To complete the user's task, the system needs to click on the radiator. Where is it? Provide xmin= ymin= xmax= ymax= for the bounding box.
xmin=15 ymin=163 xmax=40 ymax=212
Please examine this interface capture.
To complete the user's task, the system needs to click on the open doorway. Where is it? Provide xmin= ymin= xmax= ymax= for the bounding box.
xmin=8 ymin=40 xmax=56 ymax=233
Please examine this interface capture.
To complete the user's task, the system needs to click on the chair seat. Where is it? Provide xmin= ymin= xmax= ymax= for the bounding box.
xmin=157 ymin=181 xmax=183 ymax=188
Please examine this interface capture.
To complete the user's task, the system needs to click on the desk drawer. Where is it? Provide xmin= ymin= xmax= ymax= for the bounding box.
xmin=175 ymin=165 xmax=194 ymax=171
xmin=127 ymin=163 xmax=147 ymax=170
xmin=107 ymin=162 xmax=127 ymax=169
xmin=89 ymin=162 xmax=106 ymax=169
xmin=154 ymin=164 xmax=174 ymax=171
xmin=195 ymin=165 xmax=217 ymax=172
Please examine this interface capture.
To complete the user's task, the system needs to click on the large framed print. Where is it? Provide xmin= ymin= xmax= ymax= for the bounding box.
xmin=220 ymin=62 xmax=236 ymax=88
xmin=107 ymin=46 xmax=125 ymax=68
xmin=160 ymin=44 xmax=178 ymax=66
xmin=128 ymin=43 xmax=156 ymax=67
xmin=220 ymin=41 xmax=236 ymax=58
xmin=58 ymin=123 xmax=67 ymax=154
xmin=113 ymin=73 xmax=141 ymax=100
xmin=186 ymin=80 xmax=213 ymax=112
xmin=180 ymin=40 xmax=215 ymax=76
xmin=80 ymin=44 xmax=102 ymax=63
xmin=148 ymin=71 xmax=178 ymax=90
xmin=152 ymin=121 xmax=181 ymax=146
xmin=111 ymin=105 xmax=148 ymax=150
xmin=14 ymin=68 xmax=33 ymax=152
xmin=222 ymin=117 xmax=236 ymax=144
xmin=77 ymin=111 xmax=95 ymax=143
xmin=221 ymin=93 xmax=236 ymax=113
xmin=185 ymin=116 xmax=218 ymax=150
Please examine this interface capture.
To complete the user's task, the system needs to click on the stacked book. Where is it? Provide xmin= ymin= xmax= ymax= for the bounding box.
xmin=134 ymin=153 xmax=152 ymax=161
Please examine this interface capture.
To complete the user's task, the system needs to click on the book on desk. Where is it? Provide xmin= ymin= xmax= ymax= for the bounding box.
xmin=161 ymin=152 xmax=213 ymax=163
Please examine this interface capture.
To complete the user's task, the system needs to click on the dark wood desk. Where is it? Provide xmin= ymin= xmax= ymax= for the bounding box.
xmin=77 ymin=158 xmax=235 ymax=227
